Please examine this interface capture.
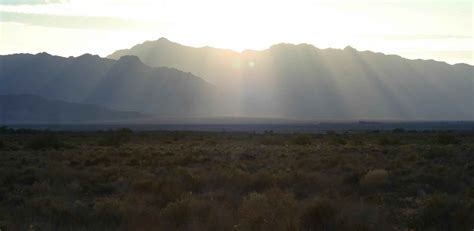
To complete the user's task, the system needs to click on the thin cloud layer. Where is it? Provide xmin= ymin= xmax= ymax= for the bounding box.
xmin=0 ymin=11 xmax=161 ymax=30
xmin=0 ymin=0 xmax=68 ymax=5
xmin=0 ymin=0 xmax=471 ymax=64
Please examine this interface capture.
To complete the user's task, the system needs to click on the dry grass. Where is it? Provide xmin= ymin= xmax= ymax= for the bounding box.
xmin=359 ymin=169 xmax=389 ymax=189
xmin=0 ymin=130 xmax=473 ymax=230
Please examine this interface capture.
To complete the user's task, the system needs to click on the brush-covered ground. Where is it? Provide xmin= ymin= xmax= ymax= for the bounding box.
xmin=0 ymin=127 xmax=473 ymax=231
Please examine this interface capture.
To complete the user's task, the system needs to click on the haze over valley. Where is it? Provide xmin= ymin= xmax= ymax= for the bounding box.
xmin=1 ymin=38 xmax=472 ymax=122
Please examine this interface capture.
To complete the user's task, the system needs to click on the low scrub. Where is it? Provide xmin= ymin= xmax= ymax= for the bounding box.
xmin=378 ymin=136 xmax=401 ymax=146
xmin=359 ymin=169 xmax=389 ymax=189
xmin=26 ymin=134 xmax=67 ymax=150
xmin=258 ymin=135 xmax=286 ymax=145
xmin=410 ymin=194 xmax=474 ymax=230
xmin=436 ymin=134 xmax=460 ymax=145
xmin=291 ymin=134 xmax=312 ymax=145
xmin=0 ymin=131 xmax=472 ymax=230
xmin=238 ymin=189 xmax=299 ymax=231
xmin=98 ymin=128 xmax=133 ymax=147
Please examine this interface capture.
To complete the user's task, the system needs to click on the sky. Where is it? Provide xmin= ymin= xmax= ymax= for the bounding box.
xmin=0 ymin=0 xmax=472 ymax=64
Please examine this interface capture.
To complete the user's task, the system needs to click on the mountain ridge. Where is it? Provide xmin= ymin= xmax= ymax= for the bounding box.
xmin=0 ymin=52 xmax=215 ymax=117
xmin=109 ymin=38 xmax=472 ymax=67
xmin=106 ymin=38 xmax=474 ymax=120
xmin=1 ymin=38 xmax=472 ymax=121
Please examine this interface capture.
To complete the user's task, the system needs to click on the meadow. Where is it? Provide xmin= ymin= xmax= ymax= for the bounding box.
xmin=0 ymin=128 xmax=473 ymax=230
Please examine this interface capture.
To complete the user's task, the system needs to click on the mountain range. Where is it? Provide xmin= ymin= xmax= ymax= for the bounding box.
xmin=0 ymin=52 xmax=214 ymax=119
xmin=109 ymin=38 xmax=473 ymax=120
xmin=0 ymin=38 xmax=472 ymax=122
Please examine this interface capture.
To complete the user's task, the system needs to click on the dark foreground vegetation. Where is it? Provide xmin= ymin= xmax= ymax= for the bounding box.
xmin=0 ymin=127 xmax=473 ymax=230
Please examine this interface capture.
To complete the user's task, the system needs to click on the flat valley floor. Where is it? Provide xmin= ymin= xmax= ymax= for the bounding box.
xmin=0 ymin=130 xmax=473 ymax=230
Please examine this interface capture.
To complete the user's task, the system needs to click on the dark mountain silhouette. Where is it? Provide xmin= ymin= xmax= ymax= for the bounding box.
xmin=38 ymin=54 xmax=115 ymax=102
xmin=0 ymin=53 xmax=215 ymax=116
xmin=85 ymin=56 xmax=214 ymax=115
xmin=108 ymin=38 xmax=474 ymax=120
xmin=0 ymin=94 xmax=145 ymax=122
xmin=109 ymin=38 xmax=240 ymax=85
xmin=1 ymin=39 xmax=472 ymax=121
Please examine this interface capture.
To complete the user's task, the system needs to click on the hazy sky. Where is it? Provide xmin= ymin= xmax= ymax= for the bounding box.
xmin=0 ymin=0 xmax=472 ymax=64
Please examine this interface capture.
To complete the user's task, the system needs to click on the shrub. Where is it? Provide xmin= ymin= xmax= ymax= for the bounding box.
xmin=93 ymin=197 xmax=125 ymax=224
xmin=238 ymin=188 xmax=299 ymax=231
xmin=0 ymin=139 xmax=5 ymax=150
xmin=392 ymin=128 xmax=405 ymax=133
xmin=300 ymin=198 xmax=339 ymax=230
xmin=331 ymin=136 xmax=347 ymax=145
xmin=258 ymin=135 xmax=285 ymax=145
xmin=359 ymin=169 xmax=388 ymax=189
xmin=26 ymin=134 xmax=66 ymax=150
xmin=205 ymin=139 xmax=218 ymax=145
xmin=291 ymin=134 xmax=312 ymax=145
xmin=99 ymin=128 xmax=133 ymax=147
xmin=349 ymin=138 xmax=364 ymax=146
xmin=468 ymin=187 xmax=474 ymax=198
xmin=169 ymin=132 xmax=186 ymax=141
xmin=410 ymin=194 xmax=474 ymax=230
xmin=436 ymin=134 xmax=460 ymax=145
xmin=158 ymin=197 xmax=193 ymax=229
xmin=337 ymin=202 xmax=389 ymax=230
xmin=377 ymin=136 xmax=400 ymax=146
xmin=422 ymin=146 xmax=449 ymax=159
xmin=30 ymin=181 xmax=51 ymax=194
xmin=159 ymin=194 xmax=235 ymax=230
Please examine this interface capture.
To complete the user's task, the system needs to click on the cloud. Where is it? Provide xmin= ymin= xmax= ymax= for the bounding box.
xmin=0 ymin=11 xmax=161 ymax=30
xmin=368 ymin=34 xmax=473 ymax=40
xmin=0 ymin=0 xmax=68 ymax=5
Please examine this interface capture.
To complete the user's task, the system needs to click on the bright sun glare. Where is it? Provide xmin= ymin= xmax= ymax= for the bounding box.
xmin=0 ymin=0 xmax=472 ymax=64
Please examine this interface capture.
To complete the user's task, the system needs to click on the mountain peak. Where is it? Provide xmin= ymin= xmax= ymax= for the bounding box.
xmin=111 ymin=55 xmax=146 ymax=73
xmin=268 ymin=43 xmax=298 ymax=51
xmin=157 ymin=37 xmax=172 ymax=43
xmin=344 ymin=46 xmax=357 ymax=52
xmin=77 ymin=53 xmax=101 ymax=60
xmin=36 ymin=52 xmax=52 ymax=57
xmin=117 ymin=55 xmax=142 ymax=65
xmin=153 ymin=37 xmax=184 ymax=47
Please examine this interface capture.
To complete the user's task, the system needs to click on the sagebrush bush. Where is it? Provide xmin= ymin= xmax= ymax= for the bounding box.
xmin=436 ymin=134 xmax=460 ymax=145
xmin=159 ymin=194 xmax=235 ymax=231
xmin=359 ymin=169 xmax=388 ymax=189
xmin=300 ymin=198 xmax=339 ymax=230
xmin=238 ymin=188 xmax=299 ymax=231
xmin=26 ymin=134 xmax=66 ymax=150
xmin=378 ymin=136 xmax=400 ymax=146
xmin=0 ymin=131 xmax=471 ymax=230
xmin=392 ymin=128 xmax=405 ymax=133
xmin=330 ymin=136 xmax=347 ymax=145
xmin=422 ymin=146 xmax=450 ymax=159
xmin=337 ymin=202 xmax=389 ymax=231
xmin=98 ymin=128 xmax=133 ymax=147
xmin=291 ymin=134 xmax=312 ymax=145
xmin=468 ymin=186 xmax=474 ymax=198
xmin=258 ymin=135 xmax=286 ymax=145
xmin=30 ymin=181 xmax=51 ymax=194
xmin=302 ymin=198 xmax=390 ymax=231
xmin=158 ymin=197 xmax=193 ymax=230
xmin=93 ymin=197 xmax=126 ymax=224
xmin=410 ymin=194 xmax=474 ymax=230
